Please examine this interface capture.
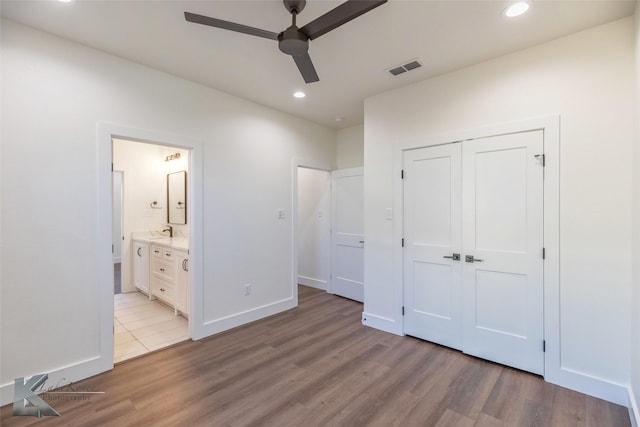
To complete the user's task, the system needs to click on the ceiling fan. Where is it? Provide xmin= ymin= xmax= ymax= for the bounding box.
xmin=184 ymin=0 xmax=388 ymax=84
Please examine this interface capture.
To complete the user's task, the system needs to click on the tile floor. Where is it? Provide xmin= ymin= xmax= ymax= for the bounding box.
xmin=114 ymin=291 xmax=189 ymax=363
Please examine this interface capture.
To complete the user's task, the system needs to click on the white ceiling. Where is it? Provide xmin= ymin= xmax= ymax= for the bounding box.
xmin=1 ymin=0 xmax=635 ymax=129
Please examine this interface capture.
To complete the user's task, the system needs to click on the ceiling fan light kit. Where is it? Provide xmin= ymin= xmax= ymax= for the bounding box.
xmin=184 ymin=0 xmax=388 ymax=84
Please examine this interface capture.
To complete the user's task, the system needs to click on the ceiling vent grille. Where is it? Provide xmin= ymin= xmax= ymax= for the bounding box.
xmin=388 ymin=59 xmax=422 ymax=76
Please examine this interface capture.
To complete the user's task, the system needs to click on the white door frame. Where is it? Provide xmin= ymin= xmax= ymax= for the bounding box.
xmin=97 ymin=123 xmax=204 ymax=372
xmin=393 ymin=115 xmax=560 ymax=382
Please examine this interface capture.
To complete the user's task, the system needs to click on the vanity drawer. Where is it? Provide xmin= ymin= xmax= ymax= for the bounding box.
xmin=151 ymin=245 xmax=175 ymax=260
xmin=151 ymin=260 xmax=175 ymax=282
xmin=151 ymin=277 xmax=174 ymax=301
xmin=151 ymin=246 xmax=163 ymax=259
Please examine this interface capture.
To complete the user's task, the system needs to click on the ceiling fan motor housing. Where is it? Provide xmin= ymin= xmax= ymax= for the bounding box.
xmin=283 ymin=0 xmax=306 ymax=15
xmin=278 ymin=26 xmax=309 ymax=55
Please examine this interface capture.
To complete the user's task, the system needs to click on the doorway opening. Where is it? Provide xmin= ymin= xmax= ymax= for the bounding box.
xmin=296 ymin=166 xmax=331 ymax=292
xmin=112 ymin=137 xmax=191 ymax=363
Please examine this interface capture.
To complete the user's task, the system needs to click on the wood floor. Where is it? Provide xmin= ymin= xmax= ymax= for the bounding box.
xmin=1 ymin=285 xmax=631 ymax=427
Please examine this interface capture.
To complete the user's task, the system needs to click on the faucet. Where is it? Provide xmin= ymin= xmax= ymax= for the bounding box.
xmin=162 ymin=225 xmax=173 ymax=238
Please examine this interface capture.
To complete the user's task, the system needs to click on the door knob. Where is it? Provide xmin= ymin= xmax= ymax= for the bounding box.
xmin=443 ymin=253 xmax=460 ymax=261
xmin=465 ymin=255 xmax=484 ymax=263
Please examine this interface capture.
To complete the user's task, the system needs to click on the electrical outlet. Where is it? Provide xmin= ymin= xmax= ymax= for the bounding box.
xmin=243 ymin=284 xmax=251 ymax=296
xmin=277 ymin=209 xmax=286 ymax=220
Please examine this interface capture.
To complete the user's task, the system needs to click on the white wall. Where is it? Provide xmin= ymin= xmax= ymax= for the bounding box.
xmin=337 ymin=124 xmax=364 ymax=169
xmin=631 ymin=2 xmax=640 ymax=423
xmin=364 ymin=17 xmax=634 ymax=404
xmin=0 ymin=19 xmax=336 ymax=403
xmin=297 ymin=167 xmax=331 ymax=290
xmin=113 ymin=139 xmax=189 ymax=293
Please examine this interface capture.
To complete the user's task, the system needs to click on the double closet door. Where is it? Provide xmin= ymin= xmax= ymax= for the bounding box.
xmin=403 ymin=130 xmax=544 ymax=375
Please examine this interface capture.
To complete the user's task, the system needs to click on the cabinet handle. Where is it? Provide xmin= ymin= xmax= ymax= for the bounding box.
xmin=137 ymin=247 xmax=142 ymax=257
xmin=160 ymin=288 xmax=165 ymax=292
xmin=154 ymin=250 xmax=160 ymax=254
xmin=160 ymin=268 xmax=165 ymax=272
xmin=165 ymin=253 xmax=171 ymax=257
xmin=182 ymin=259 xmax=189 ymax=271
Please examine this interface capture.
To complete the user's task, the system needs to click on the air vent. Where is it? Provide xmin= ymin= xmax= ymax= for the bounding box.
xmin=387 ymin=59 xmax=422 ymax=77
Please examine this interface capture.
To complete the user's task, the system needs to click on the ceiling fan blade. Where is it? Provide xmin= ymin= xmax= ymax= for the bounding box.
xmin=184 ymin=12 xmax=279 ymax=41
xmin=292 ymin=53 xmax=319 ymax=83
xmin=300 ymin=0 xmax=387 ymax=40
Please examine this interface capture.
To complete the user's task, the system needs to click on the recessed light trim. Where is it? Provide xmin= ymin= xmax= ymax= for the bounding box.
xmin=57 ymin=0 xmax=74 ymax=3
xmin=293 ymin=91 xmax=306 ymax=99
xmin=504 ymin=2 xmax=530 ymax=18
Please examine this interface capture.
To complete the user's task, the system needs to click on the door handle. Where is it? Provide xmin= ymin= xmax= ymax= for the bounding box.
xmin=443 ymin=253 xmax=460 ymax=261
xmin=137 ymin=247 xmax=142 ymax=257
xmin=465 ymin=255 xmax=484 ymax=263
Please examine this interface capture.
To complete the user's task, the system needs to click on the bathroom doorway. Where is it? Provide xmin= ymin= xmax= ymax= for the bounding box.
xmin=111 ymin=137 xmax=191 ymax=363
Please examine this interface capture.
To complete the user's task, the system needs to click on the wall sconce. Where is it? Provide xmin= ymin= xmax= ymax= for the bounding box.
xmin=165 ymin=153 xmax=181 ymax=162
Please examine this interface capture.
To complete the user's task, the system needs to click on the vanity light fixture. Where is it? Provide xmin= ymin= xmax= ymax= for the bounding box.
xmin=293 ymin=91 xmax=306 ymax=99
xmin=165 ymin=152 xmax=181 ymax=162
xmin=504 ymin=1 xmax=530 ymax=18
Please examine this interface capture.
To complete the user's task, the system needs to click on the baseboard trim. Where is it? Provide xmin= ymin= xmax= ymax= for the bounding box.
xmin=629 ymin=386 xmax=639 ymax=427
xmin=196 ymin=297 xmax=296 ymax=340
xmin=362 ymin=311 xmax=402 ymax=336
xmin=544 ymin=365 xmax=630 ymax=406
xmin=0 ymin=355 xmax=105 ymax=407
xmin=297 ymin=276 xmax=327 ymax=290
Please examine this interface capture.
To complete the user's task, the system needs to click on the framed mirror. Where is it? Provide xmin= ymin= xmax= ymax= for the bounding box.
xmin=167 ymin=170 xmax=187 ymax=225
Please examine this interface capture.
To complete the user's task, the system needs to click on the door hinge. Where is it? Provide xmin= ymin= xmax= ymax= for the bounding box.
xmin=401 ymin=238 xmax=405 ymax=247
xmin=402 ymin=306 xmax=405 ymax=316
xmin=112 ymin=244 xmax=114 ymax=254
xmin=543 ymin=340 xmax=546 ymax=352
xmin=535 ymin=154 xmax=545 ymax=167
xmin=111 ymin=162 xmax=114 ymax=171
xmin=401 ymin=169 xmax=404 ymax=179
xmin=542 ymin=247 xmax=546 ymax=260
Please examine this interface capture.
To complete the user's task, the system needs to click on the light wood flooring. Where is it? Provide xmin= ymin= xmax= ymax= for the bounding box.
xmin=114 ymin=291 xmax=188 ymax=363
xmin=1 ymin=286 xmax=631 ymax=426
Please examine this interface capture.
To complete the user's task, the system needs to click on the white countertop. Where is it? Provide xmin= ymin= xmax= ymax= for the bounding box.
xmin=132 ymin=233 xmax=189 ymax=251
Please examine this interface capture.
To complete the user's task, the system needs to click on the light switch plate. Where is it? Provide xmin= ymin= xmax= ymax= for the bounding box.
xmin=386 ymin=208 xmax=393 ymax=220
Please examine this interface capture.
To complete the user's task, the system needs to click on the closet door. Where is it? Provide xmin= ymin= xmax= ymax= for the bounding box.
xmin=461 ymin=130 xmax=544 ymax=375
xmin=402 ymin=130 xmax=545 ymax=375
xmin=403 ymin=144 xmax=463 ymax=350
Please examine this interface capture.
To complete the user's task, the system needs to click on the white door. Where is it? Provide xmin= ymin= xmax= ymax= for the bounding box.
xmin=331 ymin=167 xmax=364 ymax=302
xmin=403 ymin=144 xmax=463 ymax=350
xmin=461 ymin=131 xmax=544 ymax=374
xmin=403 ymin=130 xmax=544 ymax=375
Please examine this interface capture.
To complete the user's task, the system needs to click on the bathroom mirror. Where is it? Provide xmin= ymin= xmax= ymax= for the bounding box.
xmin=167 ymin=171 xmax=187 ymax=225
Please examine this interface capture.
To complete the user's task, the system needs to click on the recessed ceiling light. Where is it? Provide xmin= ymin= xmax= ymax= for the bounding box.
xmin=293 ymin=91 xmax=306 ymax=98
xmin=335 ymin=116 xmax=344 ymax=123
xmin=504 ymin=1 xmax=530 ymax=18
xmin=57 ymin=0 xmax=74 ymax=3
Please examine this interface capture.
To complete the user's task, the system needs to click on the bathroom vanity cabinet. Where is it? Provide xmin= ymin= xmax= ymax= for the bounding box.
xmin=150 ymin=244 xmax=189 ymax=317
xmin=132 ymin=237 xmax=189 ymax=317
xmin=133 ymin=241 xmax=149 ymax=294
